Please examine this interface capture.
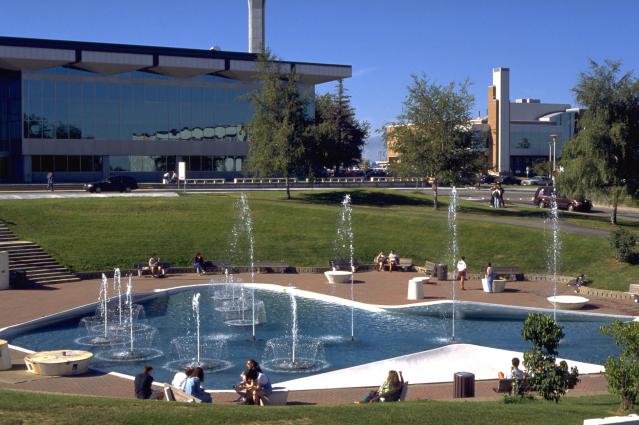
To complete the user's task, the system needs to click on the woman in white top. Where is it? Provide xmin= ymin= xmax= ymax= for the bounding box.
xmin=171 ymin=367 xmax=193 ymax=391
xmin=456 ymin=257 xmax=467 ymax=290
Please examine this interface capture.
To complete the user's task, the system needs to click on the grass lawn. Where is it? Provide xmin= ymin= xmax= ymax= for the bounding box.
xmin=0 ymin=390 xmax=629 ymax=425
xmin=0 ymin=189 xmax=636 ymax=291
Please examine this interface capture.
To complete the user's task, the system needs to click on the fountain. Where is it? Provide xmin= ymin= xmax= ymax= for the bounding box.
xmin=164 ymin=292 xmax=233 ymax=372
xmin=448 ymin=186 xmax=458 ymax=341
xmin=77 ymin=274 xmax=121 ymax=346
xmin=261 ymin=293 xmax=328 ymax=373
xmin=94 ymin=274 xmax=163 ymax=362
xmin=544 ymin=190 xmax=589 ymax=313
xmin=325 ymin=194 xmax=355 ymax=340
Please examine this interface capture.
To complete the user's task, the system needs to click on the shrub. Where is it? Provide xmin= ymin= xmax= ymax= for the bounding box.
xmin=601 ymin=321 xmax=639 ymax=411
xmin=522 ymin=313 xmax=579 ymax=402
xmin=609 ymin=228 xmax=637 ymax=262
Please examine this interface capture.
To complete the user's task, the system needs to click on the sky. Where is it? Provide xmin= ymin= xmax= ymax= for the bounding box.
xmin=3 ymin=0 xmax=639 ymax=160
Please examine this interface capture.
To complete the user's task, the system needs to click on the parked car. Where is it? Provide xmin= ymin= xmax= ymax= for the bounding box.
xmin=532 ymin=186 xmax=592 ymax=212
xmin=521 ymin=175 xmax=552 ymax=186
xmin=497 ymin=176 xmax=521 ymax=185
xmin=84 ymin=176 xmax=138 ymax=193
xmin=480 ymin=174 xmax=496 ymax=184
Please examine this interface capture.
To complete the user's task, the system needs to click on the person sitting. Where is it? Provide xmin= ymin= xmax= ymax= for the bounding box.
xmin=374 ymin=251 xmax=386 ymax=272
xmin=498 ymin=357 xmax=525 ymax=380
xmin=356 ymin=370 xmax=403 ymax=403
xmin=148 ymin=254 xmax=163 ymax=277
xmin=235 ymin=359 xmax=262 ymax=404
xmin=171 ymin=366 xmax=193 ymax=391
xmin=387 ymin=250 xmax=399 ymax=272
xmin=134 ymin=365 xmax=163 ymax=400
xmin=184 ymin=366 xmax=212 ymax=403
xmin=193 ymin=252 xmax=206 ymax=275
xmin=247 ymin=367 xmax=273 ymax=406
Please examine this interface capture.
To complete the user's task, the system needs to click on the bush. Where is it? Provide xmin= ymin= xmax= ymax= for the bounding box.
xmin=601 ymin=321 xmax=639 ymax=411
xmin=522 ymin=313 xmax=579 ymax=402
xmin=609 ymin=228 xmax=637 ymax=262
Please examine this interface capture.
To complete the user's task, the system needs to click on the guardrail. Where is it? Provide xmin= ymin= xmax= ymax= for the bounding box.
xmin=233 ymin=178 xmax=298 ymax=184
xmin=183 ymin=179 xmax=225 ymax=185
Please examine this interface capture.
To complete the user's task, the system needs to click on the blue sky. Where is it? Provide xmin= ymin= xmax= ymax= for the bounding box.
xmin=3 ymin=0 xmax=639 ymax=160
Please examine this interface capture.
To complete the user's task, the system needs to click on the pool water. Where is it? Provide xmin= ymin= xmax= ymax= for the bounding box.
xmin=7 ymin=287 xmax=622 ymax=389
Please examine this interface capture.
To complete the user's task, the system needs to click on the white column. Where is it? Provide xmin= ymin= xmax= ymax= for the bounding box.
xmin=248 ymin=0 xmax=265 ymax=54
xmin=492 ymin=68 xmax=510 ymax=173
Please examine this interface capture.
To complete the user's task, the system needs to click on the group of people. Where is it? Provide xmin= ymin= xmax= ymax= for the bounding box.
xmin=135 ymin=359 xmax=272 ymax=405
xmin=147 ymin=252 xmax=207 ymax=277
xmin=456 ymin=257 xmax=500 ymax=292
xmin=490 ymin=183 xmax=506 ymax=208
xmin=374 ymin=250 xmax=400 ymax=272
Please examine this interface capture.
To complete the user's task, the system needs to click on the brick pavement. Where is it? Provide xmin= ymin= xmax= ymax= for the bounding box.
xmin=0 ymin=271 xmax=632 ymax=404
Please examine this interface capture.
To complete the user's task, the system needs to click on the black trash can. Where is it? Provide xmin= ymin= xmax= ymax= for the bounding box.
xmin=453 ymin=372 xmax=475 ymax=398
xmin=436 ymin=264 xmax=448 ymax=281
xmin=9 ymin=270 xmax=28 ymax=289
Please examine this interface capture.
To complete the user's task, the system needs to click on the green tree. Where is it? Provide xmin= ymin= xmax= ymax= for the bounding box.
xmin=522 ymin=313 xmax=579 ymax=402
xmin=558 ymin=60 xmax=639 ymax=224
xmin=247 ymin=51 xmax=309 ymax=199
xmin=385 ymin=74 xmax=481 ymax=208
xmin=601 ymin=321 xmax=639 ymax=411
xmin=310 ymin=80 xmax=369 ymax=175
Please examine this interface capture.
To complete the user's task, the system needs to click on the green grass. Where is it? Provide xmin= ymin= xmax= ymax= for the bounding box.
xmin=0 ymin=389 xmax=629 ymax=425
xmin=0 ymin=189 xmax=636 ymax=291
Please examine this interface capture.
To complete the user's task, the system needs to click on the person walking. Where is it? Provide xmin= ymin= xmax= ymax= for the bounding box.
xmin=456 ymin=256 xmax=467 ymax=291
xmin=46 ymin=172 xmax=54 ymax=192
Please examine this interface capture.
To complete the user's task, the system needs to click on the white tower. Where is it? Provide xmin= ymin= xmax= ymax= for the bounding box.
xmin=248 ymin=0 xmax=265 ymax=54
xmin=493 ymin=67 xmax=510 ymax=173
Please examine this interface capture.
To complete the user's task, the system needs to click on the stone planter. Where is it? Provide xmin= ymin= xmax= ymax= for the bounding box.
xmin=547 ymin=295 xmax=590 ymax=310
xmin=324 ymin=271 xmax=352 ymax=284
xmin=24 ymin=350 xmax=92 ymax=376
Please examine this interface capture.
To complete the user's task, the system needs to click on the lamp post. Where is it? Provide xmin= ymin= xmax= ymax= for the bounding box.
xmin=550 ymin=134 xmax=557 ymax=185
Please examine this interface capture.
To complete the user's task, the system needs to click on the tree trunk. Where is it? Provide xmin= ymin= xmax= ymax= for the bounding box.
xmin=434 ymin=187 xmax=439 ymax=209
xmin=611 ymin=202 xmax=618 ymax=225
xmin=286 ymin=177 xmax=291 ymax=200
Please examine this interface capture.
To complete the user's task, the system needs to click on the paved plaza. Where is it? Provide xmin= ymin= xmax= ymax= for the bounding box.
xmin=1 ymin=270 xmax=632 ymax=404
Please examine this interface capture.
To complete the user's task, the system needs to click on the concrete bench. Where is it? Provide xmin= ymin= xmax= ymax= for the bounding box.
xmin=254 ymin=261 xmax=289 ymax=273
xmin=415 ymin=260 xmax=437 ymax=277
xmin=492 ymin=266 xmax=524 ymax=281
xmin=163 ymin=385 xmax=201 ymax=403
xmin=134 ymin=262 xmax=170 ymax=277
xmin=398 ymin=258 xmax=414 ymax=271
xmin=259 ymin=387 xmax=289 ymax=406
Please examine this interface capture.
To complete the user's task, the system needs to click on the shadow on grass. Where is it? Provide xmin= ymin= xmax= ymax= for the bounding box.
xmin=298 ymin=191 xmax=433 ymax=208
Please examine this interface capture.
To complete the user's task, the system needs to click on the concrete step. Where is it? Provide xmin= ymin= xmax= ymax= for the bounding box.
xmin=10 ymin=254 xmax=54 ymax=261
xmin=12 ymin=265 xmax=67 ymax=272
xmin=31 ymin=276 xmax=81 ymax=284
xmin=26 ymin=270 xmax=75 ymax=279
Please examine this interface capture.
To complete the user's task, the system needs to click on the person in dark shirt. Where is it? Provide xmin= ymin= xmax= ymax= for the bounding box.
xmin=134 ymin=365 xmax=163 ymax=400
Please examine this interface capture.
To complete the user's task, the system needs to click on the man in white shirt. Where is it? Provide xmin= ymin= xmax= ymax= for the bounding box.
xmin=456 ymin=256 xmax=467 ymax=290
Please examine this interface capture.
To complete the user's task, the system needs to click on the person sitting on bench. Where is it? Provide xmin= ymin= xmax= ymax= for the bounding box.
xmin=498 ymin=357 xmax=525 ymax=380
xmin=387 ymin=250 xmax=399 ymax=272
xmin=374 ymin=251 xmax=387 ymax=272
xmin=356 ymin=370 xmax=403 ymax=403
xmin=148 ymin=254 xmax=163 ymax=277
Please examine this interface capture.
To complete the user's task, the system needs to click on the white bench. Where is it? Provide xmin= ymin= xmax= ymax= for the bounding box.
xmin=259 ymin=387 xmax=289 ymax=406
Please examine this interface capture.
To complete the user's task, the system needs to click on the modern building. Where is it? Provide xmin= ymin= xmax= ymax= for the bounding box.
xmin=0 ymin=2 xmax=351 ymax=182
xmin=386 ymin=68 xmax=581 ymax=176
xmin=480 ymin=67 xmax=581 ymax=175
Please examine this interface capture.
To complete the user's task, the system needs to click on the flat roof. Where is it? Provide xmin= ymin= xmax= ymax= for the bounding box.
xmin=0 ymin=36 xmax=351 ymax=84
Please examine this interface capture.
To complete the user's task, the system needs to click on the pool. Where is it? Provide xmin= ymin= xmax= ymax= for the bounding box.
xmin=3 ymin=285 xmax=625 ymax=389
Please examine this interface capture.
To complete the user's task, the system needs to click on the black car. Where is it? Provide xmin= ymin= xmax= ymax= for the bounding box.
xmin=497 ymin=176 xmax=521 ymax=185
xmin=84 ymin=176 xmax=138 ymax=193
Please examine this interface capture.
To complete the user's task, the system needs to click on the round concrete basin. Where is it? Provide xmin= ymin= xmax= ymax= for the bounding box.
xmin=0 ymin=339 xmax=11 ymax=370
xmin=547 ymin=295 xmax=590 ymax=310
xmin=324 ymin=271 xmax=353 ymax=284
xmin=24 ymin=350 xmax=93 ymax=376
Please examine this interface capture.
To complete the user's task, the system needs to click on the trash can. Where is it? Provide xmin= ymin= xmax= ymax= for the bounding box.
xmin=9 ymin=270 xmax=28 ymax=289
xmin=453 ymin=372 xmax=475 ymax=398
xmin=436 ymin=264 xmax=448 ymax=281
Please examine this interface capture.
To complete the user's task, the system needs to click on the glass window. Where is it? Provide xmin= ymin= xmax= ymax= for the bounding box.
xmin=31 ymin=155 xmax=41 ymax=172
xmin=41 ymin=155 xmax=53 ymax=172
xmin=68 ymin=156 xmax=81 ymax=172
xmin=54 ymin=155 xmax=67 ymax=172
xmin=81 ymin=155 xmax=93 ymax=172
xmin=225 ymin=157 xmax=235 ymax=172
xmin=202 ymin=156 xmax=213 ymax=171
xmin=189 ymin=156 xmax=202 ymax=172
xmin=93 ymin=156 xmax=103 ymax=172
xmin=167 ymin=156 xmax=176 ymax=173
xmin=110 ymin=156 xmax=130 ymax=172
xmin=214 ymin=157 xmax=224 ymax=171
xmin=235 ymin=157 xmax=243 ymax=172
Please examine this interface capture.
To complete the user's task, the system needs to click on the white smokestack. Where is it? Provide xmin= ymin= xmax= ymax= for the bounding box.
xmin=248 ymin=0 xmax=265 ymax=54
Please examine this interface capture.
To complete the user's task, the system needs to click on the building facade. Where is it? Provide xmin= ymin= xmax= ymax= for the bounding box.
xmin=485 ymin=67 xmax=581 ymax=175
xmin=0 ymin=36 xmax=350 ymax=182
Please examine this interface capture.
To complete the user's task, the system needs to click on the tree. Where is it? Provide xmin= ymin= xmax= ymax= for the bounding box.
xmin=309 ymin=80 xmax=369 ymax=175
xmin=521 ymin=313 xmax=579 ymax=402
xmin=558 ymin=60 xmax=639 ymax=224
xmin=385 ymin=74 xmax=481 ymax=208
xmin=247 ymin=51 xmax=309 ymax=199
xmin=601 ymin=321 xmax=639 ymax=411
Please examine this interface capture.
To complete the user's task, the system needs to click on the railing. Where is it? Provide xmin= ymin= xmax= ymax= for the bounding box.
xmin=369 ymin=177 xmax=426 ymax=183
xmin=184 ymin=178 xmax=225 ymax=185
xmin=233 ymin=178 xmax=298 ymax=184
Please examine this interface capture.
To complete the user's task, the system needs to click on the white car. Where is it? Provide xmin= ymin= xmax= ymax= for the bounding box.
xmin=521 ymin=175 xmax=552 ymax=186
